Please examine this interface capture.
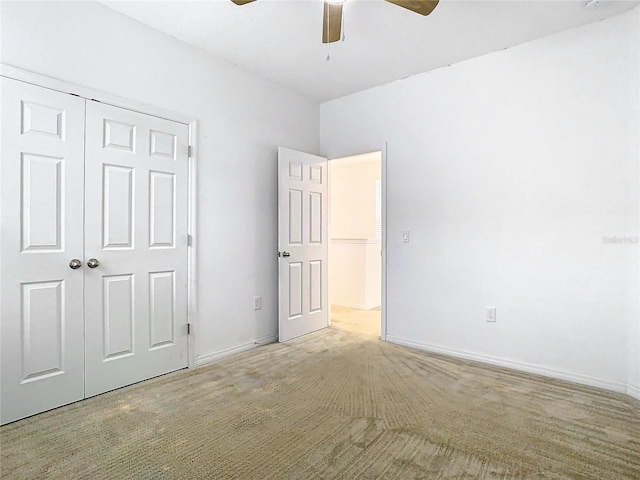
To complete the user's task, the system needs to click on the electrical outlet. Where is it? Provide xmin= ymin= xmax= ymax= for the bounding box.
xmin=486 ymin=307 xmax=496 ymax=322
xmin=253 ymin=296 xmax=262 ymax=310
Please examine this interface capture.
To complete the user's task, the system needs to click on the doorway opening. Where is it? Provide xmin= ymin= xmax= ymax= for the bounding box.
xmin=328 ymin=151 xmax=383 ymax=338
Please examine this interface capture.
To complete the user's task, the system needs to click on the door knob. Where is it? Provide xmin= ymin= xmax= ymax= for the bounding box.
xmin=69 ymin=259 xmax=82 ymax=269
xmin=282 ymin=252 xmax=291 ymax=258
xmin=87 ymin=258 xmax=100 ymax=269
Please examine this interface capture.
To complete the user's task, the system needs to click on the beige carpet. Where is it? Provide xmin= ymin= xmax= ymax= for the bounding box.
xmin=1 ymin=326 xmax=639 ymax=479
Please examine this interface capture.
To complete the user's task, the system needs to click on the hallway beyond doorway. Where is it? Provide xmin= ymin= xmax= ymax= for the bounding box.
xmin=331 ymin=305 xmax=381 ymax=338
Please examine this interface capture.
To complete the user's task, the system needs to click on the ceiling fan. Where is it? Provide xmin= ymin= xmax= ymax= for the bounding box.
xmin=230 ymin=0 xmax=439 ymax=43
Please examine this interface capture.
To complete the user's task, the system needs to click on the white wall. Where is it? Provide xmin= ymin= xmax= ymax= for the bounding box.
xmin=0 ymin=1 xmax=319 ymax=362
xmin=329 ymin=156 xmax=382 ymax=309
xmin=633 ymin=6 xmax=640 ymax=397
xmin=330 ymin=240 xmax=381 ymax=309
xmin=320 ymin=8 xmax=640 ymax=396
xmin=330 ymin=158 xmax=381 ymax=239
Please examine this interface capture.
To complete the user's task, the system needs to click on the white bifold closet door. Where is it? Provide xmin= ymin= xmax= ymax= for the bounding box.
xmin=0 ymin=77 xmax=189 ymax=424
xmin=0 ymin=77 xmax=86 ymax=424
xmin=84 ymin=101 xmax=189 ymax=397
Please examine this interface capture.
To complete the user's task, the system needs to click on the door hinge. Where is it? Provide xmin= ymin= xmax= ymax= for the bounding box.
xmin=188 ymin=145 xmax=192 ymax=158
xmin=187 ymin=234 xmax=193 ymax=247
xmin=187 ymin=323 xmax=192 ymax=335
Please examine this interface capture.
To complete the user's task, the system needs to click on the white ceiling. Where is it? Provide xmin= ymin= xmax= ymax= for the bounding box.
xmin=102 ymin=0 xmax=638 ymax=102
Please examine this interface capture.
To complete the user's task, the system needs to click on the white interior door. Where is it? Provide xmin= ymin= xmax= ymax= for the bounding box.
xmin=0 ymin=77 xmax=86 ymax=424
xmin=84 ymin=101 xmax=190 ymax=397
xmin=278 ymin=147 xmax=329 ymax=341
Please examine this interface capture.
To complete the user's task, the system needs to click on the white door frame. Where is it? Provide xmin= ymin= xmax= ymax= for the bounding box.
xmin=0 ymin=64 xmax=199 ymax=369
xmin=327 ymin=145 xmax=388 ymax=341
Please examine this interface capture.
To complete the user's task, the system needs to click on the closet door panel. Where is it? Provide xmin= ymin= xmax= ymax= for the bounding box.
xmin=84 ymin=101 xmax=189 ymax=397
xmin=0 ymin=77 xmax=85 ymax=425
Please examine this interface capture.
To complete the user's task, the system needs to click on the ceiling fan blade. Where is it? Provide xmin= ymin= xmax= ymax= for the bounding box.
xmin=230 ymin=0 xmax=257 ymax=5
xmin=322 ymin=2 xmax=343 ymax=44
xmin=384 ymin=0 xmax=439 ymax=16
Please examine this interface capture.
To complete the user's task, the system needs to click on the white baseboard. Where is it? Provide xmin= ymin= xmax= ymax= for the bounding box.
xmin=386 ymin=335 xmax=629 ymax=395
xmin=628 ymin=382 xmax=640 ymax=401
xmin=195 ymin=333 xmax=278 ymax=367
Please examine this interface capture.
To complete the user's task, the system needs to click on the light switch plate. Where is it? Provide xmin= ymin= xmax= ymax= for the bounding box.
xmin=402 ymin=231 xmax=410 ymax=243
